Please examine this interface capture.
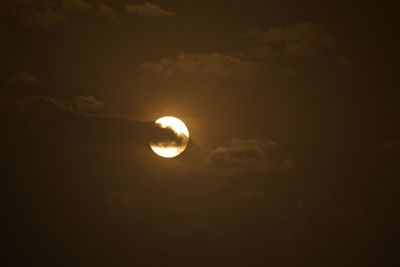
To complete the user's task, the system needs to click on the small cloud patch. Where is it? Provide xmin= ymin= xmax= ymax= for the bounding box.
xmin=126 ymin=2 xmax=175 ymax=18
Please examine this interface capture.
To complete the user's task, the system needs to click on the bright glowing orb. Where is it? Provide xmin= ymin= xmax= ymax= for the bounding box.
xmin=150 ymin=116 xmax=189 ymax=158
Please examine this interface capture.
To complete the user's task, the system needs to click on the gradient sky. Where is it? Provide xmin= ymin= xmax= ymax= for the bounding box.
xmin=1 ymin=1 xmax=399 ymax=266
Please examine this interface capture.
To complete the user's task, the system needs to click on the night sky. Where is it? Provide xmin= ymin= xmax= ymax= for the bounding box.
xmin=1 ymin=1 xmax=399 ymax=266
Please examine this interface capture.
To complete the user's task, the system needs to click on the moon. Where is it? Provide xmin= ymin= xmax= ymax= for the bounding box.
xmin=150 ymin=116 xmax=189 ymax=158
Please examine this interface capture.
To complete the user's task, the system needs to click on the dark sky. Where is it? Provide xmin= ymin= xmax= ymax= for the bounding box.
xmin=1 ymin=1 xmax=399 ymax=266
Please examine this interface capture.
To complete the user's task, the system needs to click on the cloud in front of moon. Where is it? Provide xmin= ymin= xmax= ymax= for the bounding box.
xmin=150 ymin=116 xmax=189 ymax=158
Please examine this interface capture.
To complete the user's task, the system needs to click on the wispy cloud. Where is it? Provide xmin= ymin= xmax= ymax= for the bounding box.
xmin=245 ymin=23 xmax=338 ymax=60
xmin=205 ymin=138 xmax=293 ymax=175
xmin=75 ymin=96 xmax=104 ymax=111
xmin=141 ymin=53 xmax=259 ymax=80
xmin=1 ymin=0 xmax=116 ymax=27
xmin=126 ymin=2 xmax=175 ymax=18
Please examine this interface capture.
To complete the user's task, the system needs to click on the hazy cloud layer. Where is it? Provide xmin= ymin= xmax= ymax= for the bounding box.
xmin=141 ymin=53 xmax=259 ymax=80
xmin=1 ymin=0 xmax=115 ymax=27
xmin=205 ymin=138 xmax=293 ymax=174
xmin=126 ymin=2 xmax=175 ymax=17
xmin=1 ymin=1 xmax=399 ymax=266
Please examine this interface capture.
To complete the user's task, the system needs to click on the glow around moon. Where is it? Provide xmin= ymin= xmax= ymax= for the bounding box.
xmin=150 ymin=116 xmax=189 ymax=158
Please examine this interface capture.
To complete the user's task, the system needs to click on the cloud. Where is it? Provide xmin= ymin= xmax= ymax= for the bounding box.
xmin=205 ymin=138 xmax=293 ymax=174
xmin=62 ymin=0 xmax=93 ymax=11
xmin=248 ymin=23 xmax=335 ymax=45
xmin=126 ymin=2 xmax=175 ymax=17
xmin=12 ymin=1 xmax=67 ymax=28
xmin=245 ymin=23 xmax=338 ymax=60
xmin=0 ymin=96 xmax=180 ymax=145
xmin=141 ymin=53 xmax=259 ymax=80
xmin=1 ymin=0 xmax=116 ymax=27
xmin=5 ymin=72 xmax=37 ymax=86
xmin=95 ymin=4 xmax=116 ymax=20
xmin=75 ymin=96 xmax=104 ymax=111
